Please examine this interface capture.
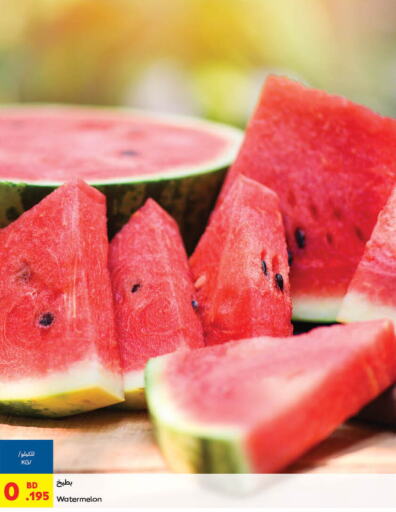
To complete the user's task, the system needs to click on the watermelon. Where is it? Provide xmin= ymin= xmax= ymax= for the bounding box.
xmin=145 ymin=320 xmax=396 ymax=473
xmin=0 ymin=106 xmax=242 ymax=252
xmin=190 ymin=174 xmax=292 ymax=345
xmin=109 ymin=199 xmax=204 ymax=408
xmin=221 ymin=75 xmax=396 ymax=322
xmin=0 ymin=181 xmax=123 ymax=417
xmin=338 ymin=186 xmax=396 ymax=326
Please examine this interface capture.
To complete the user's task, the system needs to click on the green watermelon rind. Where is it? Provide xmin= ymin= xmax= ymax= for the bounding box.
xmin=0 ymin=360 xmax=124 ymax=418
xmin=0 ymin=107 xmax=242 ymax=250
xmin=145 ymin=356 xmax=251 ymax=473
xmin=0 ymin=394 xmax=103 ymax=419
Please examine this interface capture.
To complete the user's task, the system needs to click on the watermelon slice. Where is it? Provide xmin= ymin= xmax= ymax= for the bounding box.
xmin=0 ymin=181 xmax=123 ymax=417
xmin=221 ymin=75 xmax=396 ymax=322
xmin=109 ymin=199 xmax=204 ymax=408
xmin=145 ymin=320 xmax=396 ymax=473
xmin=338 ymin=186 xmax=396 ymax=326
xmin=0 ymin=106 xmax=242 ymax=251
xmin=190 ymin=174 xmax=292 ymax=345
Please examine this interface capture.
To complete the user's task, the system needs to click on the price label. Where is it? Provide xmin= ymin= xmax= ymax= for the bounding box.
xmin=0 ymin=475 xmax=53 ymax=508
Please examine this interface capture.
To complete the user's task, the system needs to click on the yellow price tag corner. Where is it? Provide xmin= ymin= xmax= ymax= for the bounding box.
xmin=0 ymin=474 xmax=53 ymax=508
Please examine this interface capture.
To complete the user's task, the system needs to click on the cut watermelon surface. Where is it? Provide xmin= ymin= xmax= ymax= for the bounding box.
xmin=221 ymin=75 xmax=396 ymax=322
xmin=146 ymin=320 xmax=396 ymax=473
xmin=109 ymin=199 xmax=204 ymax=408
xmin=190 ymin=174 xmax=292 ymax=345
xmin=0 ymin=181 xmax=123 ymax=417
xmin=0 ymin=106 xmax=242 ymax=251
xmin=338 ymin=186 xmax=396 ymax=326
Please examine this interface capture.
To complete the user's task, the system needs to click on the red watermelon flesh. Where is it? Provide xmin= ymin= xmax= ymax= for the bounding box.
xmin=0 ymin=107 xmax=238 ymax=182
xmin=0 ymin=181 xmax=123 ymax=416
xmin=190 ymin=174 xmax=292 ymax=345
xmin=146 ymin=320 xmax=396 ymax=473
xmin=338 ymin=186 xmax=396 ymax=325
xmin=221 ymin=75 xmax=396 ymax=322
xmin=109 ymin=199 xmax=204 ymax=407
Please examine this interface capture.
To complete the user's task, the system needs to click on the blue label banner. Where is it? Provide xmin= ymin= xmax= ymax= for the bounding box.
xmin=0 ymin=440 xmax=53 ymax=474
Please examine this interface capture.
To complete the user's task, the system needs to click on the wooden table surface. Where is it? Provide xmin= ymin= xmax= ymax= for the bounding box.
xmin=0 ymin=410 xmax=395 ymax=473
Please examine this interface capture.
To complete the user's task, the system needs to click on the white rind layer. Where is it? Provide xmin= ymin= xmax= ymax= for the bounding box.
xmin=124 ymin=368 xmax=145 ymax=392
xmin=292 ymin=296 xmax=343 ymax=322
xmin=0 ymin=358 xmax=124 ymax=401
xmin=337 ymin=291 xmax=396 ymax=327
xmin=119 ymin=369 xmax=146 ymax=409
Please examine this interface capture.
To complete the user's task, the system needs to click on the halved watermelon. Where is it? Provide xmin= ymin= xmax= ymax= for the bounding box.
xmin=338 ymin=186 xmax=396 ymax=326
xmin=109 ymin=199 xmax=204 ymax=408
xmin=0 ymin=181 xmax=123 ymax=417
xmin=190 ymin=174 xmax=292 ymax=345
xmin=221 ymin=75 xmax=396 ymax=322
xmin=0 ymin=106 xmax=241 ymax=251
xmin=146 ymin=320 xmax=396 ymax=473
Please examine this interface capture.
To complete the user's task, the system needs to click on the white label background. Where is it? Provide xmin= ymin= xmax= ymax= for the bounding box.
xmin=41 ymin=473 xmax=396 ymax=509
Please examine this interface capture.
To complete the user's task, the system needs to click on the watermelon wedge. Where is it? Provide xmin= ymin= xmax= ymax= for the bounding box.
xmin=0 ymin=181 xmax=123 ymax=417
xmin=109 ymin=199 xmax=204 ymax=408
xmin=338 ymin=186 xmax=396 ymax=326
xmin=146 ymin=320 xmax=396 ymax=473
xmin=221 ymin=75 xmax=396 ymax=322
xmin=0 ymin=106 xmax=242 ymax=251
xmin=190 ymin=174 xmax=292 ymax=345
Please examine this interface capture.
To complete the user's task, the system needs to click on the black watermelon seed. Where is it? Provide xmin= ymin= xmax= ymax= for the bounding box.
xmin=131 ymin=283 xmax=141 ymax=293
xmin=38 ymin=312 xmax=54 ymax=327
xmin=295 ymin=228 xmax=306 ymax=249
xmin=191 ymin=299 xmax=199 ymax=311
xmin=120 ymin=149 xmax=139 ymax=157
xmin=287 ymin=249 xmax=293 ymax=266
xmin=275 ymin=273 xmax=284 ymax=292
xmin=261 ymin=260 xmax=268 ymax=276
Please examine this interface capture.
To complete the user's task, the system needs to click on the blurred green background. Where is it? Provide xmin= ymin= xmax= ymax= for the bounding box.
xmin=1 ymin=0 xmax=395 ymax=126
